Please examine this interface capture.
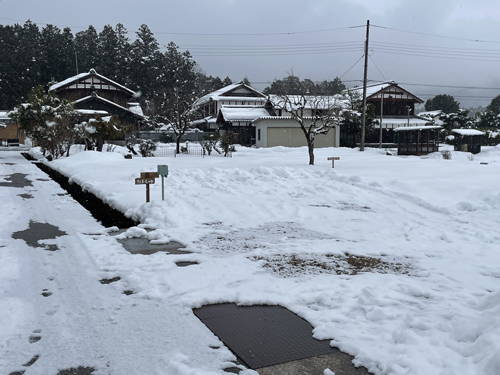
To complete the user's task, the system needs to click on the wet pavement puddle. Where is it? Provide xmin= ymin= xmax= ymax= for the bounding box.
xmin=12 ymin=221 xmax=67 ymax=250
xmin=0 ymin=173 xmax=32 ymax=188
xmin=194 ymin=303 xmax=372 ymax=375
xmin=116 ymin=237 xmax=190 ymax=255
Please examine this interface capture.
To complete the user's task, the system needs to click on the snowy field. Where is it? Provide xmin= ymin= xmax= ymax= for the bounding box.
xmin=2 ymin=144 xmax=500 ymax=375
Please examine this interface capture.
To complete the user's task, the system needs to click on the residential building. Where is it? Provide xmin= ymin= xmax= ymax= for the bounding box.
xmin=49 ymin=69 xmax=146 ymax=130
xmin=0 ymin=110 xmax=24 ymax=146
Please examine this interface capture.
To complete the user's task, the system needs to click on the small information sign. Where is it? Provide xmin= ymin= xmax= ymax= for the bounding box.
xmin=135 ymin=178 xmax=155 ymax=185
xmin=140 ymin=172 xmax=160 ymax=179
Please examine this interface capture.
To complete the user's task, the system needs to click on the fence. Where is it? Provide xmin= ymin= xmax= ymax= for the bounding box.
xmin=154 ymin=145 xmax=232 ymax=158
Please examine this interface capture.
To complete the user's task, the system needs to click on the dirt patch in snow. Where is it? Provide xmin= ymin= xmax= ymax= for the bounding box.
xmin=199 ymin=222 xmax=338 ymax=253
xmin=251 ymin=253 xmax=411 ymax=277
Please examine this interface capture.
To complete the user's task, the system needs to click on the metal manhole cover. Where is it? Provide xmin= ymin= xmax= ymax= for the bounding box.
xmin=193 ymin=303 xmax=336 ymax=369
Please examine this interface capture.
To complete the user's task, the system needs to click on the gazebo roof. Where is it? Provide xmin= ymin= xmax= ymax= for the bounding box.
xmin=452 ymin=129 xmax=485 ymax=136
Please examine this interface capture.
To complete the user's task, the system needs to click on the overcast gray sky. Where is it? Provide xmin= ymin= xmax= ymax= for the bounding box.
xmin=2 ymin=0 xmax=500 ymax=108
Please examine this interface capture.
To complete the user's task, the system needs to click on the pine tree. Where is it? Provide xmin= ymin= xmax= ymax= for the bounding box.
xmin=114 ymin=24 xmax=131 ymax=85
xmin=97 ymin=25 xmax=120 ymax=80
xmin=41 ymin=24 xmax=72 ymax=84
xmin=59 ymin=27 xmax=76 ymax=79
xmin=128 ymin=24 xmax=163 ymax=98
xmin=74 ymin=26 xmax=99 ymax=73
xmin=150 ymin=42 xmax=198 ymax=153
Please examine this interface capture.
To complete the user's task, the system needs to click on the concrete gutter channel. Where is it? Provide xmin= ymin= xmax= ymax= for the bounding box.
xmin=14 ymin=153 xmax=373 ymax=375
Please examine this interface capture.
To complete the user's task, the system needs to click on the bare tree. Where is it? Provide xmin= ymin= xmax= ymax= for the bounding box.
xmin=271 ymin=94 xmax=344 ymax=165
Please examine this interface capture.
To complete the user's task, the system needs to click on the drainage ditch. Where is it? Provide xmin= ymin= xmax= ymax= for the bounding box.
xmin=23 ymin=153 xmax=138 ymax=228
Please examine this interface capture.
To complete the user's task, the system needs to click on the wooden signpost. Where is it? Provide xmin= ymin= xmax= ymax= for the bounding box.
xmin=135 ymin=172 xmax=159 ymax=202
xmin=327 ymin=156 xmax=340 ymax=168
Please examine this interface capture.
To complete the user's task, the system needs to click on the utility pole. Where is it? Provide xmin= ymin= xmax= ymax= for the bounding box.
xmin=360 ymin=20 xmax=370 ymax=152
xmin=75 ymin=50 xmax=79 ymax=74
xmin=379 ymin=86 xmax=384 ymax=148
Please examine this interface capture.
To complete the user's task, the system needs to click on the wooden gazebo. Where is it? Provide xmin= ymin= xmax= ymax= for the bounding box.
xmin=452 ymin=129 xmax=485 ymax=154
xmin=394 ymin=125 xmax=441 ymax=156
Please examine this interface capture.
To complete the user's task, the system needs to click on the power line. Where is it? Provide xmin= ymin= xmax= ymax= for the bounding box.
xmin=368 ymin=55 xmax=386 ymax=81
xmin=180 ymin=41 xmax=362 ymax=50
xmin=339 ymin=55 xmax=365 ymax=79
xmin=397 ymin=82 xmax=500 ymax=91
xmin=372 ymin=24 xmax=500 ymax=45
xmin=0 ymin=17 xmax=354 ymax=36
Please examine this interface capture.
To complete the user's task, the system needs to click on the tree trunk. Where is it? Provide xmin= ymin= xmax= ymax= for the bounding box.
xmin=176 ymin=137 xmax=181 ymax=154
xmin=96 ymin=137 xmax=104 ymax=152
xmin=307 ymin=139 xmax=315 ymax=165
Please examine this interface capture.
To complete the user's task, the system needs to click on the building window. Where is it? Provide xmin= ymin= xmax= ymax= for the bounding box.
xmin=258 ymin=129 xmax=261 ymax=141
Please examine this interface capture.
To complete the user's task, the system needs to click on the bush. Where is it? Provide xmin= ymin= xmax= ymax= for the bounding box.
xmin=441 ymin=150 xmax=452 ymax=160
xmin=139 ymin=139 xmax=157 ymax=157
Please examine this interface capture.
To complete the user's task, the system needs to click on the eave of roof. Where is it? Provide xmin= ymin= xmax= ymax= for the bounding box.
xmin=394 ymin=125 xmax=442 ymax=131
xmin=452 ymin=129 xmax=485 ymax=136
xmin=347 ymin=81 xmax=424 ymax=104
xmin=49 ymin=69 xmax=136 ymax=96
xmin=193 ymin=81 xmax=266 ymax=107
xmin=74 ymin=94 xmax=145 ymax=119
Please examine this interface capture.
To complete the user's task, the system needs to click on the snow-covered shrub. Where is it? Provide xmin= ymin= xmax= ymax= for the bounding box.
xmin=139 ymin=139 xmax=157 ymax=157
xmin=441 ymin=150 xmax=452 ymax=160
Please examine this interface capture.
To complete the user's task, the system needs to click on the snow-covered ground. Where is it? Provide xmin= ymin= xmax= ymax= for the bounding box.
xmin=1 ymin=144 xmax=500 ymax=375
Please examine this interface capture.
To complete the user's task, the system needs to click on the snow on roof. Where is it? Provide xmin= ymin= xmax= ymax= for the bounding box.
xmin=49 ymin=69 xmax=136 ymax=96
xmin=452 ymin=129 xmax=485 ymax=136
xmin=128 ymin=102 xmax=144 ymax=117
xmin=193 ymin=81 xmax=266 ymax=107
xmin=418 ymin=110 xmax=443 ymax=117
xmin=347 ymin=81 xmax=424 ymax=103
xmin=394 ymin=125 xmax=442 ymax=132
xmin=219 ymin=106 xmax=270 ymax=122
xmin=191 ymin=116 xmax=216 ymax=126
xmin=76 ymin=109 xmax=109 ymax=116
xmin=74 ymin=94 xmax=145 ymax=119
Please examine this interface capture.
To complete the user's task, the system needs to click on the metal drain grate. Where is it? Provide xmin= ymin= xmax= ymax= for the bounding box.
xmin=193 ymin=303 xmax=336 ymax=369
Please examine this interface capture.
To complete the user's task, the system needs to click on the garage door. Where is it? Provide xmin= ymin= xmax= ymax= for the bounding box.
xmin=267 ymin=127 xmax=335 ymax=148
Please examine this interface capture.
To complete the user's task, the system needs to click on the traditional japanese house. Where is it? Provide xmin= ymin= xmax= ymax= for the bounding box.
xmin=0 ymin=110 xmax=25 ymax=146
xmin=452 ymin=129 xmax=485 ymax=154
xmin=49 ymin=69 xmax=146 ymax=130
xmin=394 ymin=125 xmax=441 ymax=155
xmin=191 ymin=81 xmax=268 ymax=144
xmin=347 ymin=81 xmax=430 ymax=145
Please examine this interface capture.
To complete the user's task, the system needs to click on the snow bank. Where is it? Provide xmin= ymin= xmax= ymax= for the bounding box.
xmin=29 ymin=145 xmax=500 ymax=374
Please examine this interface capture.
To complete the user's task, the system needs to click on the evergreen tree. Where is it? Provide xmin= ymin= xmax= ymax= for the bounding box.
xmin=41 ymin=24 xmax=72 ymax=84
xmin=150 ymin=42 xmax=198 ymax=153
xmin=439 ymin=109 xmax=473 ymax=138
xmin=0 ymin=22 xmax=44 ymax=108
xmin=128 ymin=24 xmax=163 ymax=98
xmin=114 ymin=24 xmax=131 ymax=85
xmin=263 ymin=75 xmax=345 ymax=95
xmin=97 ymin=25 xmax=120 ymax=80
xmin=74 ymin=26 xmax=99 ymax=73
xmin=221 ymin=76 xmax=232 ymax=86
xmin=9 ymin=85 xmax=78 ymax=158
xmin=425 ymin=94 xmax=460 ymax=114
xmin=487 ymin=95 xmax=500 ymax=116
xmin=59 ymin=27 xmax=76 ymax=79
